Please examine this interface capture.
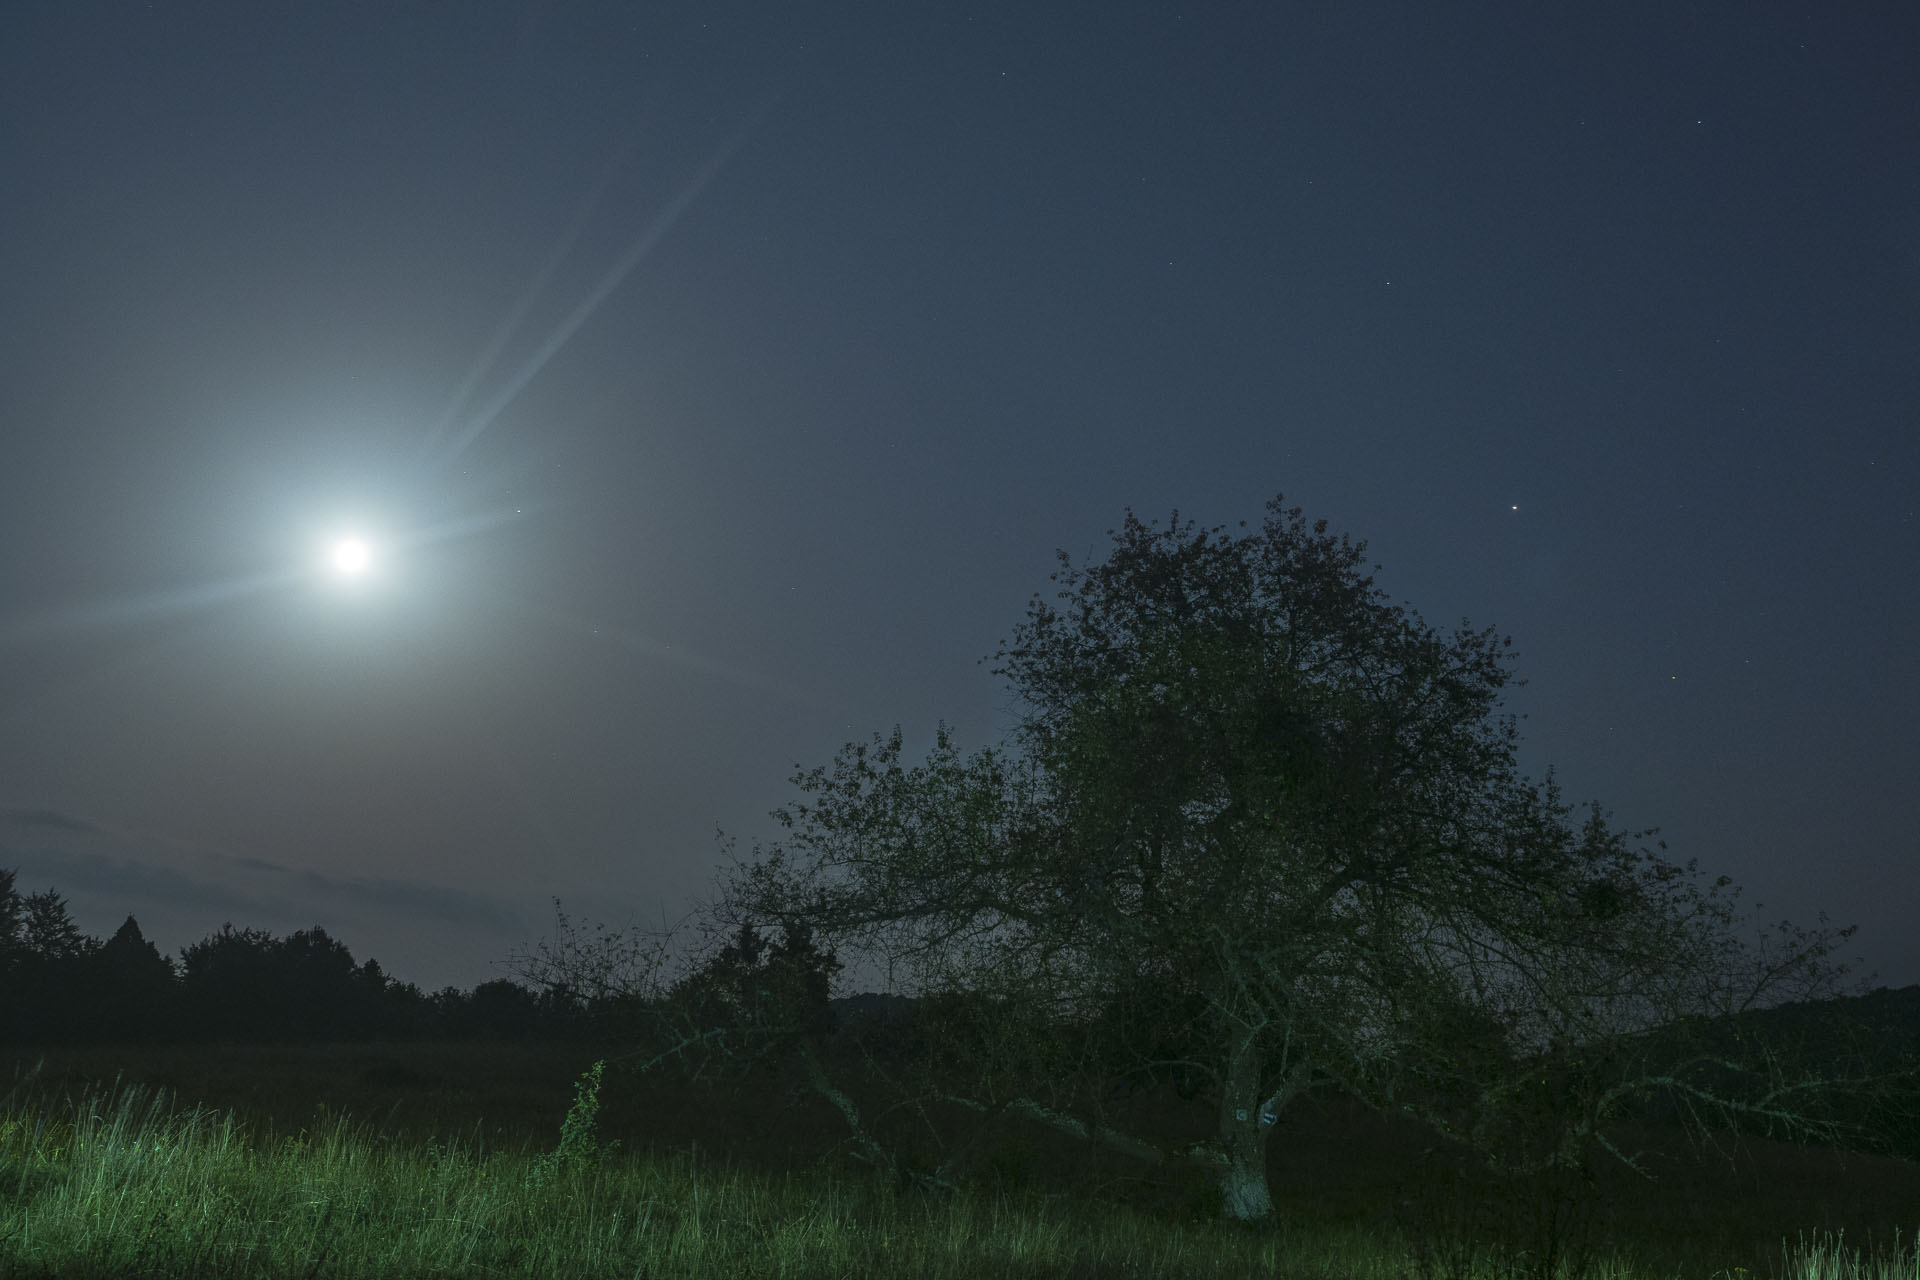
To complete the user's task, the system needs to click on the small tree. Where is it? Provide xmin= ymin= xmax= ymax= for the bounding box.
xmin=719 ymin=497 xmax=1875 ymax=1221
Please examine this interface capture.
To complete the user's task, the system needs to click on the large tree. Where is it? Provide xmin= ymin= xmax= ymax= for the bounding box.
xmin=708 ymin=498 xmax=1873 ymax=1220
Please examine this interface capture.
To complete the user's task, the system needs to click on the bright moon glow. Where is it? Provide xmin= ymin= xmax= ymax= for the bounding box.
xmin=329 ymin=537 xmax=373 ymax=576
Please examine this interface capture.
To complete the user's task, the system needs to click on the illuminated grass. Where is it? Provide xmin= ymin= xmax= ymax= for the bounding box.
xmin=1776 ymin=1230 xmax=1920 ymax=1280
xmin=0 ymin=1068 xmax=1909 ymax=1280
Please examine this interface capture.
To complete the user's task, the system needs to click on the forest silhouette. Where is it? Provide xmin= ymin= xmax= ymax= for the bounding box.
xmin=0 ymin=866 xmax=590 ymax=1045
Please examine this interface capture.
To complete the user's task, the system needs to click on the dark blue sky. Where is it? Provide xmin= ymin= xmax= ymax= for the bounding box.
xmin=1 ymin=3 xmax=1914 ymax=994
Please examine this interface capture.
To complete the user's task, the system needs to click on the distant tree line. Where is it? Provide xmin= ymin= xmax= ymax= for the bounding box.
xmin=0 ymin=868 xmax=598 ymax=1046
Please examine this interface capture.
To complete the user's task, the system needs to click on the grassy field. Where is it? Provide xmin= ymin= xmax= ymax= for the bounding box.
xmin=1 ymin=1042 xmax=1915 ymax=1279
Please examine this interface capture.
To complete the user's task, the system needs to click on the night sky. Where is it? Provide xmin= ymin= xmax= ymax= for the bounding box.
xmin=2 ymin=5 xmax=1914 ymax=996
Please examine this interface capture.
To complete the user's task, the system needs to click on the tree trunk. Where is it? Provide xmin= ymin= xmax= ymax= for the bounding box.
xmin=1213 ymin=1027 xmax=1278 ymax=1221
xmin=1217 ymin=1142 xmax=1274 ymax=1221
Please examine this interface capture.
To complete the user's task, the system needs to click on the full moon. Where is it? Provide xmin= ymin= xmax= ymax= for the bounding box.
xmin=329 ymin=537 xmax=373 ymax=576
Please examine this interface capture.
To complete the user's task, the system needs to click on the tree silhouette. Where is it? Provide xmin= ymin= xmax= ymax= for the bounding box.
xmin=277 ymin=926 xmax=362 ymax=1038
xmin=350 ymin=956 xmax=434 ymax=1039
xmin=0 ymin=868 xmax=24 ymax=973
xmin=87 ymin=915 xmax=178 ymax=1042
xmin=6 ymin=887 xmax=100 ymax=1042
xmin=21 ymin=888 xmax=92 ymax=962
xmin=0 ymin=869 xmax=27 ymax=1039
xmin=717 ymin=496 xmax=1876 ymax=1220
xmin=670 ymin=918 xmax=843 ymax=1062
xmin=179 ymin=924 xmax=286 ymax=1039
xmin=468 ymin=978 xmax=542 ymax=1039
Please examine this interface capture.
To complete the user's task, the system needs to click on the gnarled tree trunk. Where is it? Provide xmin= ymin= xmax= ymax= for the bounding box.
xmin=1204 ymin=1026 xmax=1301 ymax=1221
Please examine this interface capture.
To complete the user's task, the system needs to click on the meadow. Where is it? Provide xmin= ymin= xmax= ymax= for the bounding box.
xmin=1 ymin=1040 xmax=1916 ymax=1279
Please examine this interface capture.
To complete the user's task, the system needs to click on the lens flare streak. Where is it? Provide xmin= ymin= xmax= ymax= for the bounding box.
xmin=426 ymin=124 xmax=758 ymax=476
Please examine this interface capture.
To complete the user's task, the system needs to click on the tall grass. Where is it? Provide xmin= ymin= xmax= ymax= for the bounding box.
xmin=1778 ymin=1231 xmax=1920 ymax=1280
xmin=0 ymin=1062 xmax=1908 ymax=1280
